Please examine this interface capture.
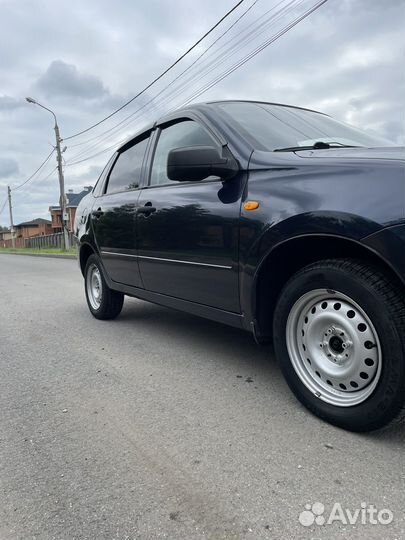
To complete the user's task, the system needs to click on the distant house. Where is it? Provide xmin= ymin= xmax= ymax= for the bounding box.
xmin=15 ymin=218 xmax=53 ymax=239
xmin=0 ymin=228 xmax=13 ymax=247
xmin=49 ymin=186 xmax=92 ymax=233
xmin=0 ymin=219 xmax=53 ymax=248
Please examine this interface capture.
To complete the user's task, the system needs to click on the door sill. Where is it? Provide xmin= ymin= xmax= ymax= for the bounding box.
xmin=113 ymin=280 xmax=244 ymax=329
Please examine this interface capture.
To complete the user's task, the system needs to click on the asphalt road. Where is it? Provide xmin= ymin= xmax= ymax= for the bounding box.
xmin=0 ymin=254 xmax=404 ymax=540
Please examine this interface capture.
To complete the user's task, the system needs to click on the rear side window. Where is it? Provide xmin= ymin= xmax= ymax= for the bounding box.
xmin=93 ymin=154 xmax=116 ymax=197
xmin=106 ymin=136 xmax=149 ymax=194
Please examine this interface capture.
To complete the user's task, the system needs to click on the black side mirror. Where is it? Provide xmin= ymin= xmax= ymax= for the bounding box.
xmin=167 ymin=145 xmax=238 ymax=182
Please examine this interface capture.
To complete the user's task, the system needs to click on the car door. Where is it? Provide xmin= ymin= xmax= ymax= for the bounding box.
xmin=136 ymin=119 xmax=244 ymax=313
xmin=91 ymin=133 xmax=150 ymax=288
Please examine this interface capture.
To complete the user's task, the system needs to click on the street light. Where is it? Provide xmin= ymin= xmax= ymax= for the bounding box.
xmin=25 ymin=97 xmax=70 ymax=250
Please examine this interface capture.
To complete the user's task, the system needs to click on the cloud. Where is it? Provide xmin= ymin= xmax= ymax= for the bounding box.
xmin=0 ymin=96 xmax=26 ymax=112
xmin=0 ymin=0 xmax=404 ymax=225
xmin=36 ymin=60 xmax=108 ymax=99
xmin=0 ymin=158 xmax=19 ymax=178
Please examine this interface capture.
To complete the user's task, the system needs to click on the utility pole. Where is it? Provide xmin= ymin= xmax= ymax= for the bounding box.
xmin=7 ymin=186 xmax=15 ymax=248
xmin=54 ymin=122 xmax=70 ymax=250
xmin=25 ymin=97 xmax=70 ymax=250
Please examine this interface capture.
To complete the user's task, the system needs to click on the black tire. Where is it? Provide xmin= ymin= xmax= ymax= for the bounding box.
xmin=273 ymin=258 xmax=405 ymax=432
xmin=84 ymin=254 xmax=124 ymax=320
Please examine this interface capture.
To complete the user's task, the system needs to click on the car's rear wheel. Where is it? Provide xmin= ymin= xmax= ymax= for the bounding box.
xmin=84 ymin=254 xmax=124 ymax=320
xmin=273 ymin=258 xmax=405 ymax=432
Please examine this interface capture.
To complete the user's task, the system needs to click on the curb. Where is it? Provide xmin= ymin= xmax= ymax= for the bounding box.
xmin=0 ymin=252 xmax=76 ymax=260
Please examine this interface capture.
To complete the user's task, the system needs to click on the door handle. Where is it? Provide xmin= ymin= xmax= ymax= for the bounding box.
xmin=137 ymin=202 xmax=156 ymax=215
xmin=92 ymin=208 xmax=104 ymax=219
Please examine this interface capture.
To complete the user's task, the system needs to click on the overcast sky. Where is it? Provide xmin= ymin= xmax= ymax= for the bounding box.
xmin=0 ymin=0 xmax=404 ymax=226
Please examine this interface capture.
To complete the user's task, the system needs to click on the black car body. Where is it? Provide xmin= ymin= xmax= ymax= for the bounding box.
xmin=75 ymin=100 xmax=405 ymax=432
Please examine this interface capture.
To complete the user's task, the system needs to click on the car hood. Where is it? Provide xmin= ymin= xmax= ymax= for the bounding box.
xmin=294 ymin=146 xmax=405 ymax=161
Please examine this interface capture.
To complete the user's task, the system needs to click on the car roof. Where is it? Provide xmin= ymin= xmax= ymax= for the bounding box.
xmin=203 ymin=99 xmax=325 ymax=115
xmin=117 ymin=99 xmax=325 ymax=152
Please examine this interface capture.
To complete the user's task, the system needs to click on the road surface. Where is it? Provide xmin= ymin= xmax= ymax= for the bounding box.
xmin=0 ymin=254 xmax=403 ymax=539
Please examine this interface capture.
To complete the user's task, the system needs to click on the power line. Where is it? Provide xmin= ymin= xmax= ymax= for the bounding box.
xmin=143 ymin=0 xmax=302 ymax=120
xmin=12 ymin=166 xmax=58 ymax=206
xmin=66 ymin=0 xmax=318 ymax=167
xmin=67 ymin=145 xmax=118 ymax=167
xmin=12 ymin=148 xmax=55 ymax=191
xmin=180 ymin=0 xmax=329 ymax=107
xmin=63 ymin=0 xmax=246 ymax=141
xmin=65 ymin=0 xmax=327 ymax=168
xmin=41 ymin=166 xmax=58 ymax=183
xmin=67 ymin=0 xmax=260 ymax=152
xmin=66 ymin=0 xmax=291 ymax=161
xmin=148 ymin=0 xmax=297 ymax=111
xmin=173 ymin=0 xmax=302 ymax=101
xmin=66 ymin=0 xmax=296 ymax=164
xmin=0 ymin=197 xmax=7 ymax=217
xmin=0 ymin=150 xmax=56 ymax=225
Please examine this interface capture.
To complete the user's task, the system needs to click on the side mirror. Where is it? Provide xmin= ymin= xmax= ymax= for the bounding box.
xmin=167 ymin=145 xmax=238 ymax=182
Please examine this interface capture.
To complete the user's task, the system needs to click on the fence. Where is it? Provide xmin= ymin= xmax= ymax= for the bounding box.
xmin=1 ymin=237 xmax=25 ymax=249
xmin=25 ymin=232 xmax=76 ymax=249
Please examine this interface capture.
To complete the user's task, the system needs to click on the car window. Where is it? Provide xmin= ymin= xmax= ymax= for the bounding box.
xmin=150 ymin=120 xmax=216 ymax=186
xmin=216 ymin=102 xmax=393 ymax=151
xmin=93 ymin=154 xmax=116 ymax=197
xmin=106 ymin=136 xmax=149 ymax=194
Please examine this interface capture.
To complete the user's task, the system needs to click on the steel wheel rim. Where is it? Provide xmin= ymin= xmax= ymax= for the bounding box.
xmin=87 ymin=263 xmax=103 ymax=310
xmin=286 ymin=289 xmax=382 ymax=407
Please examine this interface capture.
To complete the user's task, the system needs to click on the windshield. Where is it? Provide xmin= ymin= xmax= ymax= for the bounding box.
xmin=216 ymin=102 xmax=394 ymax=151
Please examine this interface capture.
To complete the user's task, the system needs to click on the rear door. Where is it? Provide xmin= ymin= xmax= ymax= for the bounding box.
xmin=91 ymin=133 xmax=150 ymax=288
xmin=136 ymin=119 xmax=244 ymax=313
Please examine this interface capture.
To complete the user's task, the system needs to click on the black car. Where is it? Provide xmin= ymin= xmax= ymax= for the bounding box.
xmin=75 ymin=100 xmax=405 ymax=432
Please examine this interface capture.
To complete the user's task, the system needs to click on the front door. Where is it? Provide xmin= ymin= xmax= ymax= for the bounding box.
xmin=136 ymin=120 xmax=244 ymax=313
xmin=91 ymin=134 xmax=150 ymax=288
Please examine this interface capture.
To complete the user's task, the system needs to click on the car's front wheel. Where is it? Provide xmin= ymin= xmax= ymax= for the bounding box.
xmin=84 ymin=254 xmax=124 ymax=320
xmin=273 ymin=258 xmax=405 ymax=432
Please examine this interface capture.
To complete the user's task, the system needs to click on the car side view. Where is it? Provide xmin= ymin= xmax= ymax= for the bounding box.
xmin=75 ymin=100 xmax=405 ymax=432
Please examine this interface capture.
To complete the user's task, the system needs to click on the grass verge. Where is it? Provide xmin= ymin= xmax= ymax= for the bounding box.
xmin=0 ymin=247 xmax=76 ymax=257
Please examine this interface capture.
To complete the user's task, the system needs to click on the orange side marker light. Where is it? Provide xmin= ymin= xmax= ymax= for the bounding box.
xmin=243 ymin=201 xmax=260 ymax=211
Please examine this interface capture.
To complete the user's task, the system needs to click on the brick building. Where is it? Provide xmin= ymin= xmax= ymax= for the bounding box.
xmin=0 ymin=229 xmax=13 ymax=247
xmin=1 ymin=218 xmax=53 ymax=248
xmin=49 ymin=186 xmax=92 ymax=233
xmin=15 ymin=218 xmax=53 ymax=239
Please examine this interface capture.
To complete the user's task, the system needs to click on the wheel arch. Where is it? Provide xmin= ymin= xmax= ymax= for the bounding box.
xmin=253 ymin=234 xmax=405 ymax=341
xmin=79 ymin=242 xmax=96 ymax=276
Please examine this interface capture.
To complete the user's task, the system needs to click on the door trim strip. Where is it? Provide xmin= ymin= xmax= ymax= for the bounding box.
xmin=100 ymin=251 xmax=232 ymax=270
